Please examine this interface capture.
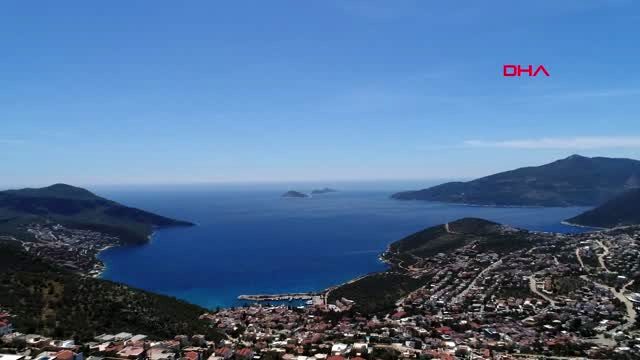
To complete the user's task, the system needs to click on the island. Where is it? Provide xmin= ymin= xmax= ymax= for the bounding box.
xmin=311 ymin=188 xmax=338 ymax=195
xmin=566 ymin=187 xmax=640 ymax=228
xmin=0 ymin=183 xmax=194 ymax=276
xmin=392 ymin=154 xmax=640 ymax=206
xmin=281 ymin=190 xmax=309 ymax=198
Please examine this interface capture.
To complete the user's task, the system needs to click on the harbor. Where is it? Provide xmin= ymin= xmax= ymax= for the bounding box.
xmin=237 ymin=292 xmax=325 ymax=305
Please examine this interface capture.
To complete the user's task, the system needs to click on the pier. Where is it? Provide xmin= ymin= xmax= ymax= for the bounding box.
xmin=238 ymin=292 xmax=324 ymax=305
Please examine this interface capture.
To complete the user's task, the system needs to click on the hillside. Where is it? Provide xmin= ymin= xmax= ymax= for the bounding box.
xmin=392 ymin=155 xmax=640 ymax=206
xmin=566 ymin=188 xmax=640 ymax=228
xmin=387 ymin=218 xmax=529 ymax=258
xmin=0 ymin=240 xmax=221 ymax=341
xmin=332 ymin=218 xmax=541 ymax=314
xmin=0 ymin=184 xmax=193 ymax=244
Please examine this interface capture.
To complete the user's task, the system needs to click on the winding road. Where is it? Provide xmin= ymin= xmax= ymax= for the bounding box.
xmin=581 ymin=275 xmax=636 ymax=331
xmin=528 ymin=275 xmax=556 ymax=306
xmin=596 ymin=240 xmax=611 ymax=273
xmin=575 ymin=247 xmax=586 ymax=270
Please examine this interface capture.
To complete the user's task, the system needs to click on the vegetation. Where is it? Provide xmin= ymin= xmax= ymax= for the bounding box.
xmin=389 ymin=218 xmax=533 ymax=257
xmin=0 ymin=241 xmax=221 ymax=341
xmin=392 ymin=154 xmax=640 ymax=206
xmin=328 ymin=273 xmax=425 ymax=314
xmin=0 ymin=183 xmax=193 ymax=244
xmin=553 ymin=276 xmax=590 ymax=295
xmin=567 ymin=188 xmax=640 ymax=228
xmin=334 ymin=218 xmax=540 ymax=314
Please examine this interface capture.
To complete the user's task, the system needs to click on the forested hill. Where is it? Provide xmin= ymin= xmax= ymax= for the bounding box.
xmin=0 ymin=240 xmax=221 ymax=341
xmin=0 ymin=183 xmax=193 ymax=244
xmin=566 ymin=188 xmax=640 ymax=228
xmin=387 ymin=217 xmax=529 ymax=257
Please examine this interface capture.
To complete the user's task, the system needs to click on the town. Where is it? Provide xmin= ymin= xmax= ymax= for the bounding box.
xmin=3 ymin=221 xmax=640 ymax=359
xmin=14 ymin=223 xmax=120 ymax=277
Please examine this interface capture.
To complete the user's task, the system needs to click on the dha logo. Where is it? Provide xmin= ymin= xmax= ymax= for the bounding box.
xmin=503 ymin=64 xmax=550 ymax=77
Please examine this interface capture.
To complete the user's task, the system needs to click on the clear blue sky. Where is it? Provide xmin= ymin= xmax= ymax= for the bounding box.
xmin=2 ymin=1 xmax=640 ymax=187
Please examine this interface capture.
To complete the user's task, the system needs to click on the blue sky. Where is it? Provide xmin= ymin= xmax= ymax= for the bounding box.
xmin=2 ymin=1 xmax=640 ymax=187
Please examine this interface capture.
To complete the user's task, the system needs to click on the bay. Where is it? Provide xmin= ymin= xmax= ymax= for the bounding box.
xmin=96 ymin=184 xmax=591 ymax=309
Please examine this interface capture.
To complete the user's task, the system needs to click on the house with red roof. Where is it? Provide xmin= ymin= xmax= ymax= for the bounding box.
xmin=234 ymin=348 xmax=253 ymax=360
xmin=213 ymin=347 xmax=233 ymax=360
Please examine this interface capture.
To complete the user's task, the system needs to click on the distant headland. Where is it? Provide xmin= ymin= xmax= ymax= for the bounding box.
xmin=392 ymin=154 xmax=640 ymax=207
xmin=0 ymin=183 xmax=194 ymax=276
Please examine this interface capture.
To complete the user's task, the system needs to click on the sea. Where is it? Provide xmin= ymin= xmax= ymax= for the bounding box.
xmin=94 ymin=182 xmax=592 ymax=309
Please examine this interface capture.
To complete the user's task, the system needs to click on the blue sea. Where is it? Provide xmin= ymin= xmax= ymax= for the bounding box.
xmin=94 ymin=183 xmax=591 ymax=309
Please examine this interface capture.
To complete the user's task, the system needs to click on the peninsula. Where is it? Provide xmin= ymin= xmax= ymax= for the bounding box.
xmin=0 ymin=183 xmax=194 ymax=275
xmin=567 ymin=188 xmax=640 ymax=228
xmin=392 ymin=154 xmax=640 ymax=206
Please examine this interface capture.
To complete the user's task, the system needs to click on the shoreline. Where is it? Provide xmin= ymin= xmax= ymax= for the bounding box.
xmin=560 ymin=220 xmax=606 ymax=231
xmin=91 ymin=230 xmax=158 ymax=278
xmin=92 ymin=244 xmax=117 ymax=278
xmin=82 ymin=215 xmax=613 ymax=310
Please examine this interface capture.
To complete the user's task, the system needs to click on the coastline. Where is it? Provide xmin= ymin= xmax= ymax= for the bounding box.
xmin=77 ymin=198 xmax=601 ymax=310
xmin=92 ymin=244 xmax=117 ymax=278
xmin=92 ymin=230 xmax=158 ymax=278
xmin=560 ymin=220 xmax=606 ymax=231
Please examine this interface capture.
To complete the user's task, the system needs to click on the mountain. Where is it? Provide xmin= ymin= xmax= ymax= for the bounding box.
xmin=311 ymin=188 xmax=338 ymax=195
xmin=566 ymin=188 xmax=640 ymax=228
xmin=0 ymin=240 xmax=221 ymax=341
xmin=392 ymin=155 xmax=640 ymax=206
xmin=282 ymin=190 xmax=309 ymax=198
xmin=0 ymin=184 xmax=193 ymax=244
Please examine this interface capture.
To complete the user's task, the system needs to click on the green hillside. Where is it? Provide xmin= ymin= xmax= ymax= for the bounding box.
xmin=0 ymin=240 xmax=221 ymax=341
xmin=388 ymin=218 xmax=529 ymax=257
xmin=566 ymin=188 xmax=640 ymax=228
xmin=0 ymin=184 xmax=193 ymax=244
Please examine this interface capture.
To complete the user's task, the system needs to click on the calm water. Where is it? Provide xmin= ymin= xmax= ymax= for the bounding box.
xmin=95 ymin=185 xmax=591 ymax=309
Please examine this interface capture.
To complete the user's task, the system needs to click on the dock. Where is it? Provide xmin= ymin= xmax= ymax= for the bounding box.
xmin=238 ymin=292 xmax=326 ymax=305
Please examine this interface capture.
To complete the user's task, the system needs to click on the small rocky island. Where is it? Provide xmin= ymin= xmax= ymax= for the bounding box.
xmin=281 ymin=190 xmax=309 ymax=198
xmin=311 ymin=188 xmax=337 ymax=195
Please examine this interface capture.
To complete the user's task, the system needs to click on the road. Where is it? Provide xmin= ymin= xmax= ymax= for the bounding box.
xmin=453 ymin=259 xmax=503 ymax=303
xmin=528 ymin=275 xmax=556 ymax=306
xmin=618 ymin=280 xmax=637 ymax=330
xmin=574 ymin=239 xmax=637 ymax=331
xmin=444 ymin=222 xmax=458 ymax=234
xmin=575 ymin=247 xmax=585 ymax=271
xmin=579 ymin=276 xmax=636 ymax=331
xmin=595 ymin=240 xmax=611 ymax=273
